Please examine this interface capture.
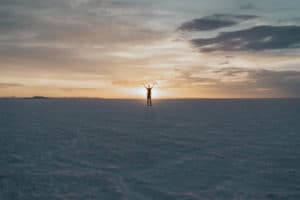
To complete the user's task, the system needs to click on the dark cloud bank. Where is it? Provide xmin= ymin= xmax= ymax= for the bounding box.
xmin=178 ymin=14 xmax=257 ymax=31
xmin=179 ymin=14 xmax=300 ymax=52
xmin=192 ymin=25 xmax=300 ymax=52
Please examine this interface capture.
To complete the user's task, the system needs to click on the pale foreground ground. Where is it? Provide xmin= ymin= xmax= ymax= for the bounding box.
xmin=0 ymin=99 xmax=300 ymax=200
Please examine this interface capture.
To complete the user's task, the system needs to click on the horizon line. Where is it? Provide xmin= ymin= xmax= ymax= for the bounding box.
xmin=0 ymin=96 xmax=300 ymax=100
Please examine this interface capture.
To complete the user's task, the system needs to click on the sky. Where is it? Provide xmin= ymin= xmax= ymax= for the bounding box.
xmin=1 ymin=0 xmax=300 ymax=98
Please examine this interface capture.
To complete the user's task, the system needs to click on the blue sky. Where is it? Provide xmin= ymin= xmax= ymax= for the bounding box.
xmin=1 ymin=0 xmax=300 ymax=98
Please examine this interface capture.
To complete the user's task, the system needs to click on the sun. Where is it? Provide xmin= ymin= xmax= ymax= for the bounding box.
xmin=128 ymin=87 xmax=161 ymax=98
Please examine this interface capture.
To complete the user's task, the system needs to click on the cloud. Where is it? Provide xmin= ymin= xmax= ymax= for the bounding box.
xmin=165 ymin=67 xmax=300 ymax=97
xmin=240 ymin=3 xmax=256 ymax=10
xmin=0 ymin=83 xmax=24 ymax=88
xmin=178 ymin=14 xmax=257 ymax=31
xmin=112 ymin=80 xmax=145 ymax=87
xmin=192 ymin=25 xmax=300 ymax=52
xmin=0 ymin=0 xmax=168 ymax=50
xmin=213 ymin=68 xmax=300 ymax=96
xmin=0 ymin=0 xmax=169 ymax=75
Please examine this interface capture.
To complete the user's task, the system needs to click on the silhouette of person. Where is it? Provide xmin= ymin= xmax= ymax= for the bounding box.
xmin=145 ymin=84 xmax=153 ymax=106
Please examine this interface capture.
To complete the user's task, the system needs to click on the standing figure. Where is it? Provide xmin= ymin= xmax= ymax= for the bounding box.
xmin=144 ymin=84 xmax=154 ymax=106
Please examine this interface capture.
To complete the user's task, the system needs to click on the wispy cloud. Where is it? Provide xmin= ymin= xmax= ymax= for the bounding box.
xmin=164 ymin=67 xmax=300 ymax=97
xmin=214 ymin=68 xmax=300 ymax=96
xmin=0 ymin=83 xmax=24 ymax=88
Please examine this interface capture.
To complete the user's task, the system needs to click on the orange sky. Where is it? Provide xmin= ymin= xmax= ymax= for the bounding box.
xmin=1 ymin=0 xmax=300 ymax=98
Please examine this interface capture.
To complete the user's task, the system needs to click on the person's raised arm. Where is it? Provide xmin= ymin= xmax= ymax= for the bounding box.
xmin=151 ymin=82 xmax=156 ymax=89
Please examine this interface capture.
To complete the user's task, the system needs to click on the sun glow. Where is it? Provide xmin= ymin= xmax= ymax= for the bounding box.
xmin=127 ymin=87 xmax=163 ymax=99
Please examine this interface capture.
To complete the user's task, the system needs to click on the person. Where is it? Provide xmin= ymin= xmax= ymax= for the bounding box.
xmin=144 ymin=84 xmax=153 ymax=106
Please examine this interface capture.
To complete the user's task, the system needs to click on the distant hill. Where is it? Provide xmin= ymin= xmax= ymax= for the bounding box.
xmin=31 ymin=96 xmax=48 ymax=99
